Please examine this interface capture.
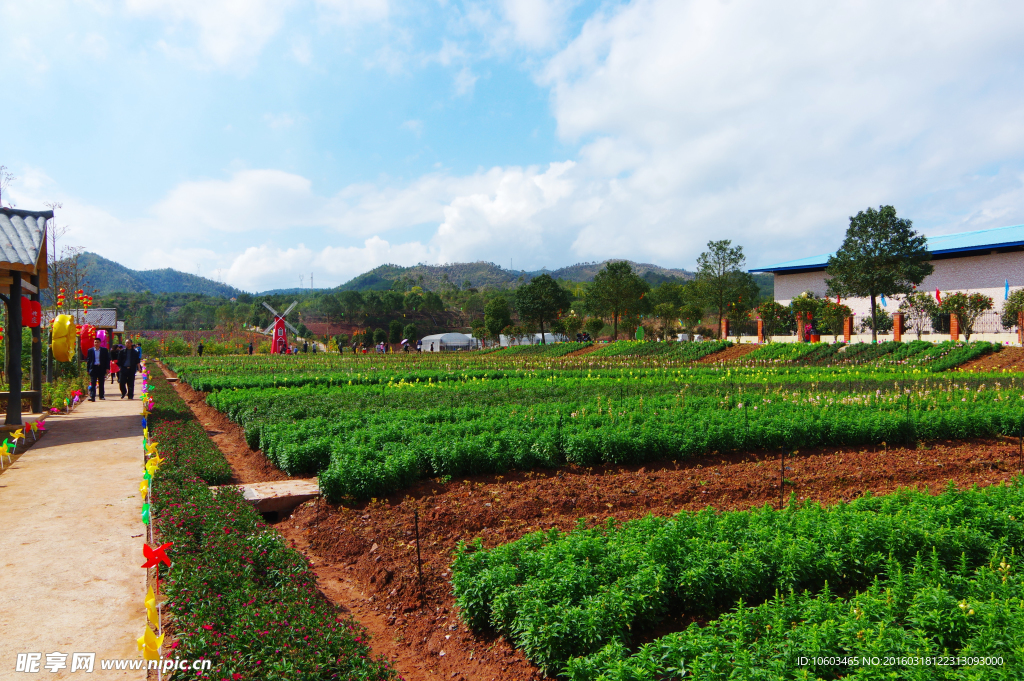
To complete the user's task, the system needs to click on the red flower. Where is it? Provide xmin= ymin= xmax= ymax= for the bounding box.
xmin=202 ymin=624 xmax=214 ymax=631
xmin=233 ymin=675 xmax=243 ymax=680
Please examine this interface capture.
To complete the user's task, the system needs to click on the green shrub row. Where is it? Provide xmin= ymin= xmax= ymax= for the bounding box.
xmin=234 ymin=383 xmax=1024 ymax=501
xmin=566 ymin=551 xmax=1024 ymax=680
xmin=452 ymin=483 xmax=1024 ymax=675
xmin=147 ymin=369 xmax=396 ymax=680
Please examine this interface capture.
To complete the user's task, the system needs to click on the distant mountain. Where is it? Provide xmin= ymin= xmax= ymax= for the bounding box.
xmin=79 ymin=252 xmax=244 ymax=298
xmin=336 ymin=260 xmax=695 ymax=292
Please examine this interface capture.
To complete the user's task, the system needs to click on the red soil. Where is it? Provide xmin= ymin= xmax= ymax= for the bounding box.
xmin=958 ymin=346 xmax=1024 ymax=372
xmin=280 ymin=438 xmax=1022 ymax=681
xmin=697 ymin=343 xmax=761 ymax=363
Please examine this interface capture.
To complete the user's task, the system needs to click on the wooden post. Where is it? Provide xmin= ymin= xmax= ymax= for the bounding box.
xmin=950 ymin=314 xmax=960 ymax=341
xmin=1018 ymin=311 xmax=1023 ymax=346
xmin=6 ymin=273 xmax=23 ymax=426
xmin=30 ymin=272 xmax=41 ymax=414
xmin=843 ymin=316 xmax=853 ymax=343
xmin=794 ymin=312 xmax=804 ymax=341
xmin=757 ymin=318 xmax=764 ymax=344
xmin=892 ymin=312 xmax=903 ymax=343
xmin=720 ymin=317 xmax=729 ymax=339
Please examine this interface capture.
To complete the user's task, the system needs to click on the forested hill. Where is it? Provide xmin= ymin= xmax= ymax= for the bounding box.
xmin=337 ymin=260 xmax=695 ymax=292
xmin=79 ymin=252 xmax=243 ymax=298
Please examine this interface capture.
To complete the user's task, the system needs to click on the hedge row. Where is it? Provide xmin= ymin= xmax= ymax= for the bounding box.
xmin=148 ymin=367 xmax=396 ymax=680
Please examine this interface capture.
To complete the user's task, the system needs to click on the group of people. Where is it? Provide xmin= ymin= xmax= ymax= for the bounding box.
xmin=85 ymin=338 xmax=143 ymax=401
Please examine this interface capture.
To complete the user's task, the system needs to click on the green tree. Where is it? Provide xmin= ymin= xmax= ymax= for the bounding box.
xmin=388 ymin=319 xmax=403 ymax=346
xmin=372 ymin=328 xmax=387 ymax=345
xmin=859 ymin=304 xmax=893 ymax=334
xmin=693 ymin=240 xmax=753 ymax=339
xmin=585 ymin=317 xmax=605 ymax=339
xmin=940 ymin=292 xmax=993 ymax=342
xmin=825 ymin=206 xmax=933 ymax=342
xmin=335 ymin=334 xmax=349 ymax=353
xmin=1003 ymin=289 xmax=1024 ymax=331
xmin=514 ymin=274 xmax=572 ymax=344
xmin=815 ymin=300 xmax=853 ymax=342
xmin=754 ymin=301 xmax=792 ymax=343
xmin=402 ymin=323 xmax=418 ymax=342
xmin=561 ymin=313 xmax=584 ymax=340
xmin=484 ymin=296 xmax=512 ymax=342
xmin=900 ymin=291 xmax=938 ymax=340
xmin=584 ymin=262 xmax=651 ymax=340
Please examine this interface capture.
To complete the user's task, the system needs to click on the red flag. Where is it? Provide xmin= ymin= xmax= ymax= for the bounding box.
xmin=935 ymin=288 xmax=942 ymax=304
xmin=836 ymin=295 xmax=840 ymax=304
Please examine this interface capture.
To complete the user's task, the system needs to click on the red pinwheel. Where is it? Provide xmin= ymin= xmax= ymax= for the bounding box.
xmin=141 ymin=542 xmax=174 ymax=568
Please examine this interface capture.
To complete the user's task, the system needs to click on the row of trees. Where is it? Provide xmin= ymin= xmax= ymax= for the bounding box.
xmin=472 ymin=241 xmax=763 ymax=345
xmin=755 ymin=289 xmax=997 ymax=343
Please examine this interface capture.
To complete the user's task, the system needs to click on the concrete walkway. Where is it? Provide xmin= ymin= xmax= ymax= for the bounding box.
xmin=0 ymin=396 xmax=146 ymax=679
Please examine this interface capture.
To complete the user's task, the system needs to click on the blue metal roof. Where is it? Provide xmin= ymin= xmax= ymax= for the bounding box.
xmin=751 ymin=223 xmax=1024 ymax=273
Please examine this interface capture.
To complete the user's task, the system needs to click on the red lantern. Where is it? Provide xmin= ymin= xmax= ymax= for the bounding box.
xmin=78 ymin=324 xmax=97 ymax=358
xmin=21 ymin=297 xmax=41 ymax=328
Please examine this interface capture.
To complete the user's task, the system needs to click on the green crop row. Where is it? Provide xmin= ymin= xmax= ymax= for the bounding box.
xmin=566 ymin=552 xmax=1024 ymax=680
xmin=451 ymin=482 xmax=1024 ymax=675
xmin=219 ymin=383 xmax=1024 ymax=500
xmin=498 ymin=342 xmax=591 ymax=357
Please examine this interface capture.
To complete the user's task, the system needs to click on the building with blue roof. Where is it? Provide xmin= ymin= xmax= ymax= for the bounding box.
xmin=751 ymin=223 xmax=1024 ymax=335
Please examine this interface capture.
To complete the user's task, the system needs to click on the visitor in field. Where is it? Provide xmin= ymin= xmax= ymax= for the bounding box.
xmin=197 ymin=340 xmax=204 ymax=357
xmin=303 ymin=340 xmax=308 ymax=353
xmin=248 ymin=342 xmax=253 ymax=355
xmin=109 ymin=346 xmax=119 ymax=384
xmin=416 ymin=339 xmax=422 ymax=352
xmin=117 ymin=339 xmax=142 ymax=399
xmin=86 ymin=337 xmax=109 ymax=402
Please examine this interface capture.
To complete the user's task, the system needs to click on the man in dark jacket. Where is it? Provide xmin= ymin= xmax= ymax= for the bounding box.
xmin=86 ymin=338 xmax=110 ymax=401
xmin=118 ymin=339 xmax=142 ymax=399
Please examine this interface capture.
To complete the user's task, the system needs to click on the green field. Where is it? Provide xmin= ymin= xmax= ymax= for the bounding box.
xmin=165 ymin=339 xmax=1023 ymax=679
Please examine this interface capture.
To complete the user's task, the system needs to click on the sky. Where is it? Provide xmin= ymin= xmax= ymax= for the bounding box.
xmin=4 ymin=0 xmax=1024 ymax=292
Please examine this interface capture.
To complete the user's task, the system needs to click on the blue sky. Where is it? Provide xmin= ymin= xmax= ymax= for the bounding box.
xmin=4 ymin=1 xmax=1024 ymax=292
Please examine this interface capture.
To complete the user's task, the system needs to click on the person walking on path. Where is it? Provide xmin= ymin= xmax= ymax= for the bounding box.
xmin=248 ymin=341 xmax=254 ymax=355
xmin=86 ymin=338 xmax=109 ymax=401
xmin=117 ymin=339 xmax=141 ymax=399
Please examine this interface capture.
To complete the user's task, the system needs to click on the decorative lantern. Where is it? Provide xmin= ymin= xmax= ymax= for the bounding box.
xmin=21 ymin=297 xmax=41 ymax=328
xmin=52 ymin=314 xmax=77 ymax=362
xmin=78 ymin=324 xmax=97 ymax=358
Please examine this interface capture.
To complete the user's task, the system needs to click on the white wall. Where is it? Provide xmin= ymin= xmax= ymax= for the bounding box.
xmin=775 ymin=250 xmax=1024 ymax=317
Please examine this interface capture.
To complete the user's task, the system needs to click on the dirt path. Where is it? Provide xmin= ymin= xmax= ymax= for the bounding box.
xmin=0 ymin=397 xmax=146 ymax=679
xmin=160 ymin=363 xmax=289 ymax=484
xmin=958 ymin=346 xmax=1024 ymax=372
xmin=697 ymin=342 xmax=761 ymax=363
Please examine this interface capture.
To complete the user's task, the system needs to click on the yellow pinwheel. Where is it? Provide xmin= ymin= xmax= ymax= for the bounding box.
xmin=144 ymin=587 xmax=159 ymax=629
xmin=136 ymin=626 xmax=164 ymax=661
xmin=146 ymin=441 xmax=160 ymax=456
xmin=12 ymin=428 xmax=24 ymax=443
xmin=139 ymin=479 xmax=149 ymax=496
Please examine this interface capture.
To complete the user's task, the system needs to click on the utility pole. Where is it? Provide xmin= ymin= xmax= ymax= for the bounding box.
xmin=310 ymin=272 xmax=313 ymax=290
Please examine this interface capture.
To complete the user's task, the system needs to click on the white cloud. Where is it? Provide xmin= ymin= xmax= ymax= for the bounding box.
xmin=315 ymin=0 xmax=389 ymax=25
xmin=400 ymin=119 xmax=424 ymax=136
xmin=125 ymin=0 xmax=295 ymax=68
xmin=263 ymin=113 xmax=297 ymax=129
xmin=500 ymin=0 xmax=575 ymax=50
xmin=453 ymin=66 xmax=478 ymax=96
xmin=533 ymin=0 xmax=1024 ymax=268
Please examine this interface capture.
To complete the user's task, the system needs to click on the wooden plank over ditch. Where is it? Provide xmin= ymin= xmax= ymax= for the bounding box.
xmin=216 ymin=479 xmax=321 ymax=513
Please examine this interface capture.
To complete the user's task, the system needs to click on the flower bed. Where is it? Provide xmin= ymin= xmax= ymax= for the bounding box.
xmin=147 ymin=368 xmax=396 ymax=680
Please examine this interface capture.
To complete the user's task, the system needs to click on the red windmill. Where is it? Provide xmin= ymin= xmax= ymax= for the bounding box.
xmin=261 ymin=301 xmax=299 ymax=354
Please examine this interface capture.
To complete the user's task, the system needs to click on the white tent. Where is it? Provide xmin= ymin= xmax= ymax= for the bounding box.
xmin=419 ymin=332 xmax=479 ymax=352
xmin=495 ymin=332 xmax=568 ymax=347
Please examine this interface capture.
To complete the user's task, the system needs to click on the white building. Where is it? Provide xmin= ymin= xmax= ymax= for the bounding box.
xmin=751 ymin=223 xmax=1024 ymax=340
